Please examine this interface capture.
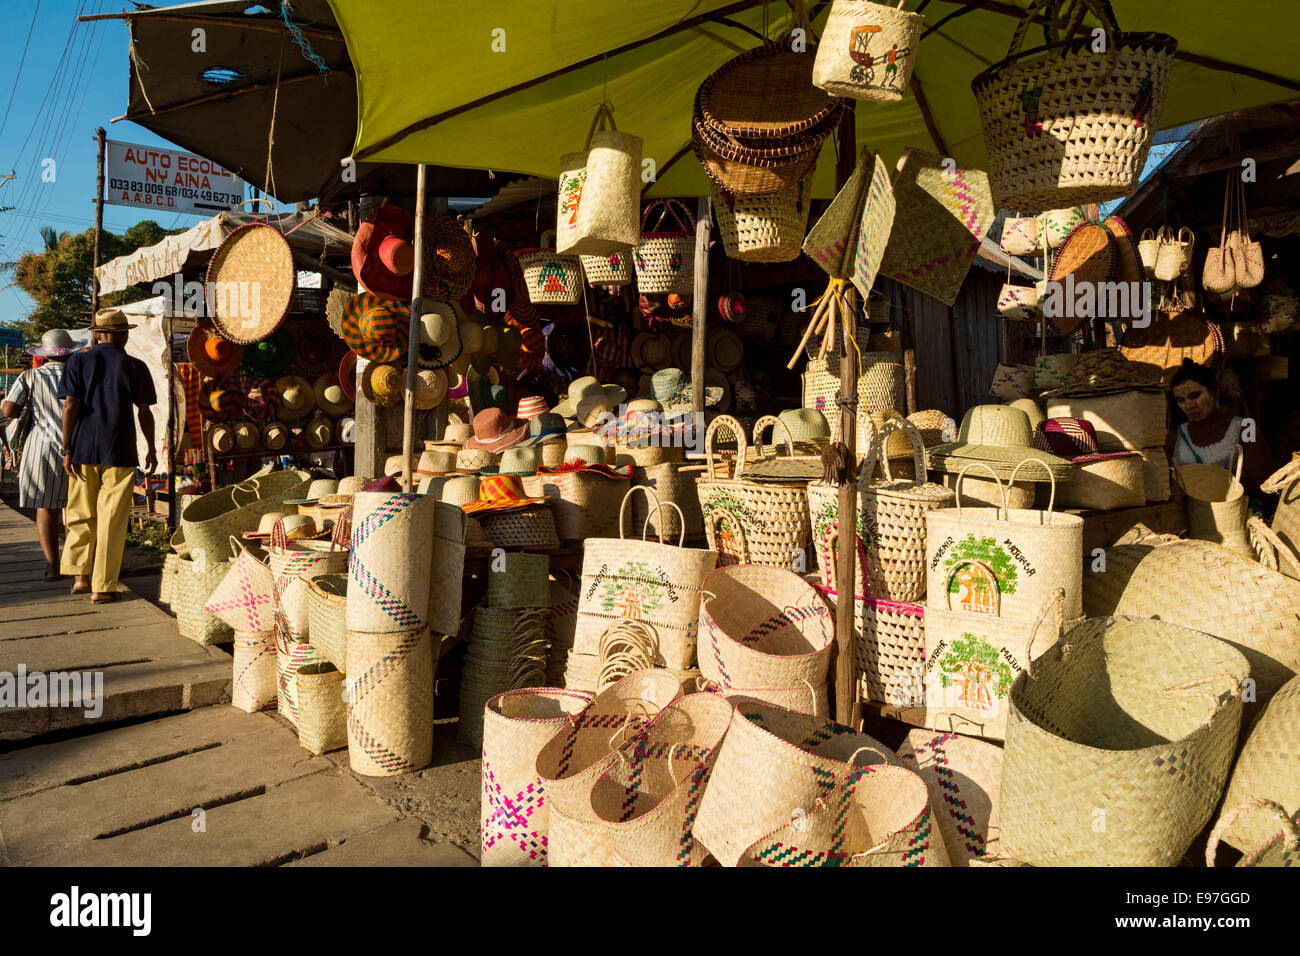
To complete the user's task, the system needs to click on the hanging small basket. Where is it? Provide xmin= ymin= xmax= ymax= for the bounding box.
xmin=515 ymin=233 xmax=582 ymax=305
xmin=580 ymin=251 xmax=633 ymax=287
xmin=633 ymin=200 xmax=695 ymax=295
xmin=813 ymin=0 xmax=926 ymax=104
xmin=711 ymin=170 xmax=815 ymax=263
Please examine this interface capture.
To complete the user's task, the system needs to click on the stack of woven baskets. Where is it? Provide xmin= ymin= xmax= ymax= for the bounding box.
xmin=693 ymin=45 xmax=845 ymax=263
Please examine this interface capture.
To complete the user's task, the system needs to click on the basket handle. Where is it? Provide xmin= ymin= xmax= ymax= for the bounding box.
xmin=1020 ymin=587 xmax=1066 ymax=679
xmin=619 ymin=485 xmax=659 ymax=541
xmin=750 ymin=414 xmax=795 ymax=460
xmin=1140 ymin=228 xmax=1155 ymax=242
xmin=706 ymin=505 xmax=750 ymax=565
xmin=1205 ymin=798 xmax=1300 ymax=868
xmin=1162 ymin=672 xmax=1242 ymax=724
xmin=874 ymin=415 xmax=927 ymax=489
xmin=703 ymin=414 xmax=747 ymax=480
xmin=1178 ymin=226 xmax=1196 ymax=252
xmin=583 ymin=101 xmax=618 ymax=148
xmin=1260 ymin=453 xmax=1300 ymax=496
xmin=1229 ymin=443 xmax=1245 ymax=484
xmin=846 ymin=744 xmax=891 ymax=768
xmin=641 ymin=198 xmax=696 ymax=235
xmin=1007 ymin=457 xmax=1058 ymax=519
xmin=329 ymin=508 xmax=352 ymax=551
xmin=1006 ymin=0 xmax=1120 ymax=59
xmin=954 ymin=462 xmax=1010 ymax=517
xmin=270 ymin=517 xmax=288 ymax=554
xmin=644 ymin=501 xmax=687 ymax=548
xmin=540 ymin=228 xmax=557 ymax=250
xmin=943 ymin=559 xmax=1004 ymax=617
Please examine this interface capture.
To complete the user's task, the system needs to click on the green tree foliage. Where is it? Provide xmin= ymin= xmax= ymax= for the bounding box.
xmin=944 ymin=534 xmax=1019 ymax=595
xmin=2 ymin=221 xmax=183 ymax=343
xmin=938 ymin=632 xmax=1015 ymax=700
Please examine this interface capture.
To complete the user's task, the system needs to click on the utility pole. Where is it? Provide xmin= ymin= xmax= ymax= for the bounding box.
xmin=91 ymin=129 xmax=106 ymax=317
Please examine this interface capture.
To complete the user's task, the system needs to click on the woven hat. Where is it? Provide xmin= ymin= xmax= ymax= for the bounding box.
xmin=927 ymin=404 xmax=1073 ymax=482
xmin=516 ymin=395 xmax=549 ymax=420
xmin=630 ymin=331 xmax=673 ymax=372
xmin=777 ymin=407 xmax=830 ymax=444
xmin=341 ymin=292 xmax=408 ymax=363
xmin=232 ymin=421 xmax=259 ymax=451
xmin=361 ymin=362 xmax=403 ymax=407
xmin=457 ymin=446 xmax=500 ymax=473
xmin=439 ymin=475 xmax=481 ymax=507
xmin=242 ymin=510 xmax=288 ymax=541
xmin=285 ymin=479 xmax=340 ymax=505
xmin=563 ymin=444 xmax=609 ymax=467
xmin=313 ymin=373 xmax=353 ymax=415
xmin=204 ymin=222 xmax=294 ymax=344
xmin=1037 ymin=417 xmax=1142 ymax=465
xmin=415 ymin=448 xmax=459 ymax=478
xmin=305 ymin=414 xmax=333 ymax=449
xmin=552 ymin=376 xmax=626 ymax=420
xmin=206 ymin=387 xmax=241 ymax=417
xmin=1009 ymin=398 xmax=1045 ymax=432
xmin=295 ymin=329 xmax=332 ymax=370
xmin=187 ymin=325 xmax=243 ymax=376
xmin=651 ymin=368 xmax=722 ymax=419
xmin=209 ymin=423 xmax=236 ymax=453
xmin=413 ymin=368 xmax=448 ymax=410
xmin=423 ymin=214 xmax=476 ymax=300
xmin=442 ymin=422 xmax=474 ymax=445
xmin=338 ymin=350 xmax=358 ymax=400
xmin=518 ymin=412 xmax=567 ymax=447
xmin=464 ymin=408 xmax=528 ymax=453
xmin=26 ymin=328 xmax=76 ymax=357
xmin=416 ymin=300 xmax=464 ymax=371
xmin=1041 ymin=349 xmax=1162 ymax=398
xmin=90 ymin=307 xmax=136 ymax=331
xmin=480 ymin=445 xmax=541 ymax=477
xmin=274 ymin=375 xmax=314 ymax=420
xmin=1045 ymin=222 xmax=1116 ymax=334
xmin=240 ymin=328 xmax=294 ymax=378
xmin=262 ymin=421 xmax=289 ymax=451
xmin=462 ymin=474 xmax=548 ymax=514
xmin=352 ymin=204 xmax=415 ymax=300
xmin=709 ymin=328 xmax=744 ymax=372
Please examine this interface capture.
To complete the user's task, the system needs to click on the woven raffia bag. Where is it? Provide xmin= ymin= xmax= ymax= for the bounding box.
xmin=803 ymin=353 xmax=904 ymax=436
xmin=694 ymin=700 xmax=904 ymax=866
xmin=481 ymin=688 xmax=594 ymax=867
xmin=711 ymin=171 xmax=814 ymax=263
xmin=275 ymin=629 xmax=323 ymax=729
xmin=524 ymin=470 xmax=628 ymax=543
xmin=812 ymin=0 xmax=924 ymax=103
xmin=268 ymin=520 xmax=350 ymax=644
xmin=160 ymin=552 xmax=181 ymax=606
xmin=970 ymin=0 xmax=1176 ymax=211
xmin=741 ymin=763 xmax=950 ymax=867
xmin=1207 ymin=799 xmax=1300 ymax=869
xmin=345 ymin=628 xmax=435 ymax=776
xmin=203 ymin=537 xmax=276 ymax=633
xmin=1214 ymin=674 xmax=1300 ymax=853
xmin=999 ymin=616 xmax=1248 ymax=866
xmin=697 ymin=415 xmax=810 ymax=570
xmin=180 ymin=469 xmax=311 ymax=563
xmin=296 ymin=662 xmax=346 ymax=755
xmin=306 ymin=573 xmax=348 ymax=672
xmin=1176 ymin=445 xmax=1251 ymax=558
xmin=1262 ymin=458 xmax=1300 ymax=578
xmin=632 ymin=461 xmax=706 ymax=542
xmin=516 ymin=235 xmax=582 ymax=306
xmin=231 ymin=629 xmax=277 ymax=713
xmin=347 ymin=492 xmax=436 ymax=634
xmin=698 ymin=565 xmax=835 ymax=713
xmin=589 ymin=692 xmax=734 ymax=867
xmin=633 ymin=200 xmax=695 ymax=295
xmin=555 ymin=103 xmax=642 ymax=257
xmin=898 ymin=729 xmax=1005 ymax=866
xmin=573 ymin=487 xmax=717 ymax=670
xmin=581 ymin=250 xmax=633 ymax=287
xmin=176 ymin=555 xmax=235 ymax=646
xmin=536 ymin=669 xmax=684 ymax=866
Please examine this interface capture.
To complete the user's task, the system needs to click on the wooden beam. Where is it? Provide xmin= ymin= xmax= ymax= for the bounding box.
xmin=1174 ymin=51 xmax=1300 ymax=94
xmin=1180 ymin=137 xmax=1300 ymax=177
xmin=115 ymin=70 xmax=348 ymax=122
xmin=400 ymin=168 xmax=430 ymax=493
xmin=354 ymin=0 xmax=768 ymax=160
xmin=691 ymin=198 xmax=712 ymax=415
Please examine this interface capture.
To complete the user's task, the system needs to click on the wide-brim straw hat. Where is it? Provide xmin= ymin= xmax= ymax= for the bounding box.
xmin=1041 ymin=348 xmax=1163 ymax=398
xmin=187 ymin=324 xmax=244 ymax=376
xmin=285 ymin=479 xmax=341 ymax=505
xmin=341 ymin=291 xmax=408 ymax=363
xmin=274 ymin=374 xmax=315 ymax=420
xmin=360 ymin=362 xmax=403 ymax=407
xmin=630 ymin=331 xmax=673 ymax=372
xmin=204 ymin=222 xmax=295 ymax=344
xmin=305 ymin=414 xmax=333 ymax=449
xmin=709 ymin=328 xmax=744 ymax=372
xmin=232 ymin=421 xmax=260 ymax=451
xmin=552 ymin=376 xmax=626 ymax=420
xmin=339 ymin=350 xmax=358 ymax=400
xmin=413 ymin=368 xmax=448 ymax=410
xmin=262 ymin=420 xmax=289 ymax=451
xmin=462 ymin=473 xmax=548 ymax=514
xmin=242 ymin=510 xmax=288 ymax=541
xmin=415 ymin=448 xmax=460 ymax=478
xmin=1009 ymin=398 xmax=1045 ymax=432
xmin=778 ymin=407 xmax=829 ymax=445
xmin=240 ymin=328 xmax=295 ymax=378
xmin=464 ymin=408 xmax=528 ymax=452
xmin=417 ymin=302 xmax=464 ymax=371
xmin=927 ymin=404 xmax=1073 ymax=482
xmin=90 ymin=308 xmax=136 ymax=332
xmin=480 ymin=445 xmax=541 ymax=477
xmin=208 ymin=423 xmax=236 ymax=454
xmin=313 ymin=373 xmax=353 ymax=415
xmin=457 ymin=446 xmax=500 ymax=473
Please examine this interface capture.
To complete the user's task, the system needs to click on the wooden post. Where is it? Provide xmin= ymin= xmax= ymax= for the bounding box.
xmin=91 ymin=128 xmax=106 ymax=317
xmin=691 ymin=197 xmax=711 ymax=415
xmin=901 ymin=288 xmax=918 ymax=415
xmin=834 ymin=107 xmax=859 ymax=729
xmin=164 ymin=310 xmax=177 ymax=532
xmin=400 ymin=166 xmax=429 ymax=492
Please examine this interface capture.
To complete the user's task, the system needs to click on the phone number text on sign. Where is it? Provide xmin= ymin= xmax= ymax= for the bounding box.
xmin=109 ymin=179 xmax=243 ymax=208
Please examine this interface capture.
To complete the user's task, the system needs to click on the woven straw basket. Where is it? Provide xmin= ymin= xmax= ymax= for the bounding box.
xmin=1262 ymin=459 xmax=1300 ymax=573
xmin=536 ymin=669 xmax=684 ymax=866
xmin=742 ymin=763 xmax=950 ymax=867
xmin=345 ymin=628 xmax=435 ymax=777
xmin=1044 ymin=389 xmax=1167 ymax=452
xmin=555 ymin=109 xmax=642 ymax=257
xmin=275 ymin=630 xmax=323 ymax=728
xmin=477 ymin=508 xmax=561 ymax=551
xmin=573 ymin=487 xmax=717 ymax=670
xmin=1083 ymin=538 xmax=1300 ymax=714
xmin=581 ymin=251 xmax=633 ymax=287
xmin=296 ymin=662 xmax=347 ymax=755
xmin=347 ymin=492 xmax=437 ymax=634
xmin=589 ymin=692 xmax=734 ymax=867
xmin=1215 ymin=674 xmax=1300 ymax=854
xmin=480 ymin=688 xmax=593 ymax=867
xmin=698 ymin=565 xmax=834 ymax=712
xmin=806 ymin=479 xmax=867 ymax=595
xmin=694 ymin=700 xmax=903 ymax=866
xmin=712 ymin=171 xmax=814 ymax=263
xmin=176 ymin=556 xmax=235 ymax=646
xmin=269 ymin=534 xmax=349 ymax=644
xmin=160 ymin=552 xmax=181 ymax=606
xmin=697 ymin=415 xmax=810 ymax=570
xmin=516 ymin=243 xmax=582 ymax=305
xmin=523 ymin=471 xmax=627 ymax=543
xmin=970 ymin=3 xmax=1175 ymax=210
xmin=898 ymin=729 xmax=1005 ymax=866
xmin=632 ymin=462 xmax=706 ymax=542
xmin=813 ymin=0 xmax=924 ymax=103
xmin=1050 ymin=452 xmax=1145 ymax=511
xmin=633 ymin=200 xmax=695 ymax=295
xmin=1000 ymin=616 xmax=1247 ymax=866
xmin=306 ymin=573 xmax=348 ymax=672
xmin=180 ymin=470 xmax=311 ymax=564
xmin=231 ymin=629 xmax=277 ymax=713
xmin=853 ymin=595 xmax=925 ymax=708
xmin=1208 ymin=799 xmax=1300 ymax=869
xmin=203 ymin=538 xmax=276 ymax=633
xmin=428 ymin=502 xmax=468 ymax=636
xmin=459 ymin=606 xmax=553 ymax=748
xmin=1176 ymin=447 xmax=1251 ymax=557
xmin=487 ymin=552 xmax=550 ymax=609
xmin=803 ymin=354 xmax=904 ymax=436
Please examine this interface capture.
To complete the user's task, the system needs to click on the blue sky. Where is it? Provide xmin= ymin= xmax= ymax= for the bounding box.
xmin=0 ymin=0 xmax=225 ymax=328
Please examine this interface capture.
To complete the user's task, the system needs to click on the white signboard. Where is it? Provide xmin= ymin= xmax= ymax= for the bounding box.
xmin=105 ymin=140 xmax=245 ymax=216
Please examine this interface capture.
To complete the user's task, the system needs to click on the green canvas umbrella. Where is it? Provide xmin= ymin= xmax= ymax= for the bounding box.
xmin=326 ymin=0 xmax=1300 ymax=199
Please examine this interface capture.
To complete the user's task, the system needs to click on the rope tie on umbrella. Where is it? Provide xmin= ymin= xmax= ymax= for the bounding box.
xmin=281 ymin=1 xmax=331 ymax=76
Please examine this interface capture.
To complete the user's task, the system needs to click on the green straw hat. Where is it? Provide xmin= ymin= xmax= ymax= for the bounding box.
xmin=926 ymin=404 xmax=1073 ymax=483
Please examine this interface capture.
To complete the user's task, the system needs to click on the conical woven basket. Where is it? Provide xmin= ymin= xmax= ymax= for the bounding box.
xmin=741 ymin=763 xmax=950 ymax=867
xmin=589 ymin=692 xmax=734 ymax=867
xmin=694 ymin=700 xmax=904 ymax=866
xmin=1215 ymin=674 xmax=1300 ymax=853
xmin=698 ymin=565 xmax=834 ymax=708
xmin=897 ymin=729 xmax=1005 ymax=866
xmin=345 ymin=628 xmax=435 ymax=777
xmin=297 ymin=662 xmax=347 ymax=755
xmin=535 ymin=669 xmax=683 ymax=866
xmin=231 ymin=629 xmax=277 ymax=713
xmin=306 ymin=573 xmax=348 ymax=672
xmin=1000 ymin=616 xmax=1247 ymax=867
xmin=480 ymin=688 xmax=594 ymax=867
xmin=180 ymin=469 xmax=310 ymax=564
xmin=176 ymin=555 xmax=235 ymax=646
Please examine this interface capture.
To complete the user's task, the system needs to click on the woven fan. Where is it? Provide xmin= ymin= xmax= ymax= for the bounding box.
xmin=1118 ymin=310 xmax=1222 ymax=385
xmin=1046 ymin=221 xmax=1115 ymax=333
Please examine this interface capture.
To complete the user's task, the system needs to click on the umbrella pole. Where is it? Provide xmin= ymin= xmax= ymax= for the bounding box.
xmin=401 ymin=164 xmax=429 ymax=493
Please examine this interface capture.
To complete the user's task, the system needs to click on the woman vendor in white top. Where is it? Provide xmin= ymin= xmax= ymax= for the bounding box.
xmin=1165 ymin=358 xmax=1272 ymax=499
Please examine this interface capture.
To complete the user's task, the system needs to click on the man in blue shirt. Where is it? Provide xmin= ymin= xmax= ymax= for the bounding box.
xmin=58 ymin=308 xmax=157 ymax=602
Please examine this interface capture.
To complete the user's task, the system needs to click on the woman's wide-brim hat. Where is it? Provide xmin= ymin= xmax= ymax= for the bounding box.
xmin=26 ymin=328 xmax=76 ymax=357
xmin=630 ymin=331 xmax=673 ymax=372
xmin=360 ymin=362 xmax=403 ymax=407
xmin=262 ymin=420 xmax=289 ymax=451
xmin=927 ymin=404 xmax=1073 ymax=483
xmin=1040 ymin=348 xmax=1163 ymax=398
xmin=285 ymin=478 xmax=341 ymax=505
xmin=186 ymin=324 xmax=243 ymax=376
xmin=240 ymin=327 xmax=295 ymax=378
xmin=480 ymin=445 xmax=541 ymax=477
xmin=305 ymin=414 xmax=333 ymax=449
xmin=417 ymin=300 xmax=464 ymax=371
xmin=708 ymin=328 xmax=744 ymax=372
xmin=274 ymin=375 xmax=315 ymax=420
xmin=423 ymin=214 xmax=477 ymax=301
xmin=208 ymin=423 xmax=236 ymax=454
xmin=462 ymin=473 xmax=548 ymax=514
xmin=341 ymin=291 xmax=408 ymax=363
xmin=313 ymin=372 xmax=353 ymax=415
xmin=413 ymin=368 xmax=448 ymax=410
xmin=232 ymin=421 xmax=260 ymax=451
xmin=464 ymin=407 xmax=529 ymax=453
xmin=653 ymin=367 xmax=722 ymax=418
xmin=352 ymin=204 xmax=416 ymax=301
xmin=204 ymin=222 xmax=295 ymax=345
xmin=552 ymin=376 xmax=626 ymax=420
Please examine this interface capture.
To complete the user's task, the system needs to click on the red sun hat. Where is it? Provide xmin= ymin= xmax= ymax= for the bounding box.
xmin=338 ymin=350 xmax=358 ymax=401
xmin=463 ymin=407 xmax=529 ymax=453
xmin=352 ymin=204 xmax=416 ymax=301
xmin=341 ymin=291 xmax=408 ymax=363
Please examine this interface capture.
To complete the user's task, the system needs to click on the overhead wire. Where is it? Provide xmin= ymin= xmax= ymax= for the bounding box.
xmin=0 ymin=0 xmax=43 ymax=141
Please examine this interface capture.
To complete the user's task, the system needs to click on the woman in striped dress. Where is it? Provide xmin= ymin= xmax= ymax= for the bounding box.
xmin=2 ymin=329 xmax=75 ymax=579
